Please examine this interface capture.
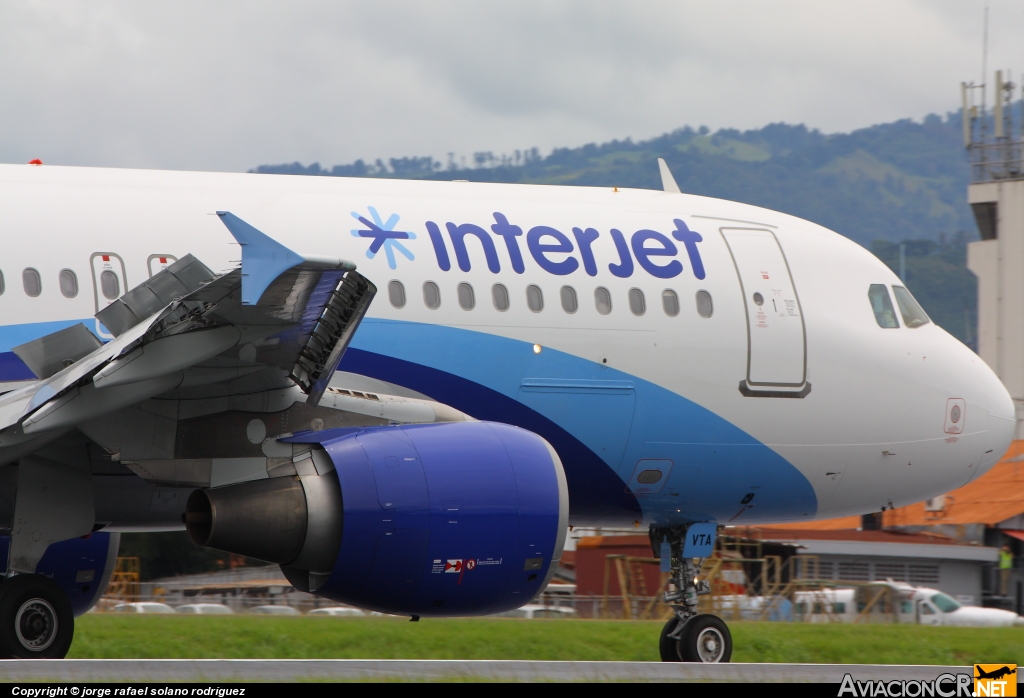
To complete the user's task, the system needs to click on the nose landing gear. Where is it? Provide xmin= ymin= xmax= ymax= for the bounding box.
xmin=653 ymin=525 xmax=732 ymax=663
xmin=660 ymin=613 xmax=733 ymax=662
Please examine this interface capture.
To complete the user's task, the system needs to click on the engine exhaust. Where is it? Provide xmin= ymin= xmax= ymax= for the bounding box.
xmin=185 ymin=477 xmax=309 ymax=565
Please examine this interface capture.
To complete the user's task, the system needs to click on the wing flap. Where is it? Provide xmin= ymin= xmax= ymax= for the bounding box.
xmin=96 ymin=254 xmax=217 ymax=337
xmin=12 ymin=323 xmax=102 ymax=379
xmin=0 ymin=214 xmax=373 ymax=440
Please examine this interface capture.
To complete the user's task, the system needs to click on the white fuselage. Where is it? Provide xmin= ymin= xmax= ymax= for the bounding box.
xmin=0 ymin=163 xmax=1013 ymax=527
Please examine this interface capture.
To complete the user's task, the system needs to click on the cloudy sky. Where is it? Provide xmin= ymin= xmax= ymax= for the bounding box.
xmin=1 ymin=1 xmax=1021 ymax=172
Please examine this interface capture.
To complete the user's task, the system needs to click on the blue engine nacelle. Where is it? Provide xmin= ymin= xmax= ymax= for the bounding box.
xmin=0 ymin=532 xmax=119 ymax=616
xmin=186 ymin=421 xmax=568 ymax=617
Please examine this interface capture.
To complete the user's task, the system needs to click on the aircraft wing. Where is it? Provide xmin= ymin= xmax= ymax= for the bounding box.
xmin=0 ymin=213 xmax=375 ymax=443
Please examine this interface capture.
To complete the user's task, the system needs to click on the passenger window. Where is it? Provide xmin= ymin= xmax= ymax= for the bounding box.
xmin=423 ymin=281 xmax=441 ymax=309
xmin=526 ymin=284 xmax=544 ymax=312
xmin=22 ymin=268 xmax=41 ymax=297
xmin=560 ymin=286 xmax=578 ymax=314
xmin=387 ymin=280 xmax=405 ymax=308
xmin=696 ymin=290 xmax=713 ymax=318
xmin=100 ymin=270 xmax=120 ymax=300
xmin=662 ymin=289 xmax=679 ymax=317
xmin=458 ymin=282 xmax=475 ymax=310
xmin=868 ymin=284 xmax=899 ymax=328
xmin=892 ymin=286 xmax=930 ymax=328
xmin=492 ymin=283 xmax=510 ymax=311
xmin=628 ymin=288 xmax=645 ymax=316
xmin=637 ymin=470 xmax=662 ymax=484
xmin=59 ymin=269 xmax=78 ymax=298
xmin=595 ymin=287 xmax=612 ymax=315
xmin=832 ymin=602 xmax=845 ymax=614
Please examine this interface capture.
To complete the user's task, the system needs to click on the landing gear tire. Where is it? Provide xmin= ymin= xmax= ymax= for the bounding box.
xmin=659 ymin=617 xmax=685 ymax=662
xmin=0 ymin=575 xmax=74 ymax=659
xmin=677 ymin=614 xmax=731 ymax=663
xmin=660 ymin=614 xmax=732 ymax=663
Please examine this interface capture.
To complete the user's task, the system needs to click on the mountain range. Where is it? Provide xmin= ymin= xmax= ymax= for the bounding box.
xmin=252 ymin=112 xmax=980 ymax=344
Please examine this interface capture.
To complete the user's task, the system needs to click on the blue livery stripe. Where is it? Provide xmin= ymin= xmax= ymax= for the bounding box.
xmin=0 ymin=352 xmax=35 ymax=381
xmin=344 ymin=319 xmax=817 ymax=525
xmin=0 ymin=319 xmax=92 ymax=353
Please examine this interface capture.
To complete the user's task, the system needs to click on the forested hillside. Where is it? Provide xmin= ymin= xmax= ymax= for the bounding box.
xmin=252 ymin=113 xmax=980 ymax=344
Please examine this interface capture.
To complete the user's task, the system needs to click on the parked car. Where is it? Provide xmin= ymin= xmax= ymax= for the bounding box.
xmin=110 ymin=602 xmax=175 ymax=614
xmin=495 ymin=605 xmax=577 ymax=619
xmin=249 ymin=605 xmax=300 ymax=615
xmin=308 ymin=607 xmax=366 ymax=617
xmin=175 ymin=603 xmax=233 ymax=615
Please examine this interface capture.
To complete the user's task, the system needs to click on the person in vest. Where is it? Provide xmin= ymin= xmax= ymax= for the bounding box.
xmin=999 ymin=544 xmax=1014 ymax=596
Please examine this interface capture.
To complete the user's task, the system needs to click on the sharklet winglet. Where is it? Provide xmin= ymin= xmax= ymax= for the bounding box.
xmin=658 ymin=158 xmax=681 ymax=194
xmin=216 ymin=211 xmax=356 ymax=306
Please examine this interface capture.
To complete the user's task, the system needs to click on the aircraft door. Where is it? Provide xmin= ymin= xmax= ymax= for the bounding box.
xmin=720 ymin=228 xmax=808 ymax=396
xmin=147 ymin=254 xmax=177 ymax=277
xmin=90 ymin=253 xmax=127 ymax=339
xmin=917 ymin=599 xmax=940 ymax=625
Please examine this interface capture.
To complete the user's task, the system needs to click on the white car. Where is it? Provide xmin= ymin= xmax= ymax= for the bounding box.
xmin=175 ymin=603 xmax=233 ymax=615
xmin=110 ymin=602 xmax=175 ymax=614
xmin=249 ymin=605 xmax=300 ymax=615
xmin=308 ymin=607 xmax=366 ymax=617
xmin=495 ymin=605 xmax=577 ymax=619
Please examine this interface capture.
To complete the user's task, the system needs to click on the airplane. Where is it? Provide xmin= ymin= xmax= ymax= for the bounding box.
xmin=976 ymin=666 xmax=1017 ymax=681
xmin=0 ymin=158 xmax=1011 ymax=662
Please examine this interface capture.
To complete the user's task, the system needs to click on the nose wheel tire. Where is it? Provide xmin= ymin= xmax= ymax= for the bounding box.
xmin=659 ymin=617 xmax=684 ymax=662
xmin=659 ymin=614 xmax=732 ymax=663
xmin=0 ymin=575 xmax=74 ymax=659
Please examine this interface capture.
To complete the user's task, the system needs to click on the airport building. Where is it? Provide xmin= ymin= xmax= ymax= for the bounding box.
xmin=567 ymin=528 xmax=997 ymax=614
xmin=966 ymin=88 xmax=1024 ymax=441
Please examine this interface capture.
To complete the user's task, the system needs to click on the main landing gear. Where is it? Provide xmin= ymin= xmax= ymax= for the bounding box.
xmin=0 ymin=575 xmax=74 ymax=659
xmin=652 ymin=525 xmax=732 ymax=663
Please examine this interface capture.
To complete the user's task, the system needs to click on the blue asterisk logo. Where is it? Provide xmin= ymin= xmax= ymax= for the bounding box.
xmin=350 ymin=206 xmax=415 ymax=270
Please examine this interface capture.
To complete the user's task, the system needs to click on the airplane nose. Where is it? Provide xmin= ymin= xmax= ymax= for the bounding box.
xmin=972 ymin=359 xmax=1015 ymax=481
xmin=991 ymin=382 xmax=1016 ymax=426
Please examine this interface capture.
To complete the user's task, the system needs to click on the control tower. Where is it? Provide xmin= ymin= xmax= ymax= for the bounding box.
xmin=965 ymin=72 xmax=1024 ymax=437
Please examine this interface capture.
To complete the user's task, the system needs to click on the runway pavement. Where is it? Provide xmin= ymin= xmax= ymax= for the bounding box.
xmin=0 ymin=660 xmax=979 ymax=682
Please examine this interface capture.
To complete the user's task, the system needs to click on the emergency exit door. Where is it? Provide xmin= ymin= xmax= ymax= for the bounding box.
xmin=90 ymin=253 xmax=127 ymax=339
xmin=720 ymin=228 xmax=808 ymax=395
xmin=147 ymin=254 xmax=177 ymax=277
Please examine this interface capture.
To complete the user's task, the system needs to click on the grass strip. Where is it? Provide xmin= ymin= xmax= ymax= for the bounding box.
xmin=68 ymin=616 xmax=1023 ymax=665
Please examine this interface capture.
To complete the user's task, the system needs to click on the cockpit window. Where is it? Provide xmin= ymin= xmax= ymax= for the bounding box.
xmin=892 ymin=286 xmax=930 ymax=328
xmin=868 ymin=284 xmax=899 ymax=328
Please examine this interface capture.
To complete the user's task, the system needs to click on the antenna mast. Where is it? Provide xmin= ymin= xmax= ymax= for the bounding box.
xmin=964 ymin=5 xmax=1023 ymax=182
xmin=981 ymin=4 xmax=989 ymax=143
